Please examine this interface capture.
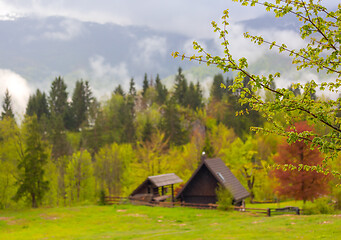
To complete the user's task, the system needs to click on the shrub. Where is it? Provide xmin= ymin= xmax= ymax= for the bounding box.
xmin=303 ymin=197 xmax=335 ymax=215
xmin=216 ymin=185 xmax=233 ymax=211
xmin=332 ymin=188 xmax=341 ymax=210
xmin=98 ymin=190 xmax=106 ymax=205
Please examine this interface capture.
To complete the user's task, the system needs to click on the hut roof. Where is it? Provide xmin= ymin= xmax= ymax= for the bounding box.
xmin=148 ymin=173 xmax=183 ymax=187
xmin=176 ymin=158 xmax=250 ymax=202
xmin=130 ymin=173 xmax=183 ymax=197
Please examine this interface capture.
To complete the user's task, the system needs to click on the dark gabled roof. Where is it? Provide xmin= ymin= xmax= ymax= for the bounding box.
xmin=148 ymin=173 xmax=183 ymax=187
xmin=130 ymin=173 xmax=183 ymax=196
xmin=176 ymin=158 xmax=250 ymax=202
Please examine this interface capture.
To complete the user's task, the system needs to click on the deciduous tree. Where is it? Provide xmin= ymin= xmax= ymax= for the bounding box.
xmin=65 ymin=150 xmax=94 ymax=203
xmin=272 ymin=122 xmax=331 ymax=203
xmin=94 ymin=143 xmax=135 ymax=196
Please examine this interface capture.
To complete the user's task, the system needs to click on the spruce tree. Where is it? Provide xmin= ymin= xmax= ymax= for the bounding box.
xmin=173 ymin=67 xmax=188 ymax=107
xmin=119 ymin=98 xmax=135 ymax=143
xmin=210 ymin=74 xmax=225 ymax=101
xmin=187 ymin=82 xmax=196 ymax=109
xmin=114 ymin=84 xmax=125 ymax=97
xmin=26 ymin=89 xmax=49 ymax=121
xmin=71 ymin=80 xmax=94 ymax=131
xmin=48 ymin=77 xmax=72 ymax=159
xmin=142 ymin=73 xmax=149 ymax=97
xmin=195 ymin=81 xmax=203 ymax=109
xmin=155 ymin=74 xmax=168 ymax=105
xmin=49 ymin=76 xmax=68 ymax=116
xmin=14 ymin=116 xmax=49 ymax=208
xmin=162 ymin=99 xmax=188 ymax=146
xmin=142 ymin=117 xmax=153 ymax=142
xmin=1 ymin=89 xmax=15 ymax=120
xmin=48 ymin=76 xmax=70 ymax=129
xmin=128 ymin=78 xmax=137 ymax=97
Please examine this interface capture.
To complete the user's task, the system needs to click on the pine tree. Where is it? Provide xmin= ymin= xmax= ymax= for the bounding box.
xmin=71 ymin=80 xmax=94 ymax=131
xmin=119 ymin=98 xmax=135 ymax=143
xmin=142 ymin=73 xmax=149 ymax=97
xmin=49 ymin=77 xmax=68 ymax=116
xmin=210 ymin=74 xmax=225 ymax=101
xmin=195 ymin=81 xmax=203 ymax=107
xmin=142 ymin=117 xmax=153 ymax=142
xmin=155 ymin=74 xmax=168 ymax=105
xmin=114 ymin=84 xmax=125 ymax=97
xmin=129 ymin=78 xmax=137 ymax=97
xmin=187 ymin=82 xmax=196 ymax=110
xmin=26 ymin=89 xmax=49 ymax=121
xmin=162 ymin=99 xmax=188 ymax=146
xmin=50 ymin=115 xmax=72 ymax=160
xmin=173 ymin=67 xmax=188 ymax=107
xmin=1 ymin=89 xmax=15 ymax=120
xmin=48 ymin=76 xmax=70 ymax=129
xmin=14 ymin=116 xmax=49 ymax=208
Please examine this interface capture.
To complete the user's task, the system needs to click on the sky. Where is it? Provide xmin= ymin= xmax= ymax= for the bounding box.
xmin=1 ymin=0 xmax=336 ymax=40
xmin=0 ymin=0 xmax=267 ymax=38
xmin=0 ymin=0 xmax=340 ymax=117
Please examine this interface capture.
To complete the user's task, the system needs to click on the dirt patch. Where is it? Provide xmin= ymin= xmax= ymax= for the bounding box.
xmin=0 ymin=217 xmax=12 ymax=221
xmin=40 ymin=214 xmax=59 ymax=220
xmin=252 ymin=221 xmax=264 ymax=224
xmin=116 ymin=209 xmax=127 ymax=213
xmin=126 ymin=213 xmax=147 ymax=218
xmin=1 ymin=217 xmax=27 ymax=226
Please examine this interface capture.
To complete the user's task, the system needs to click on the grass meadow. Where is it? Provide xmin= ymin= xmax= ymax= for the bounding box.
xmin=0 ymin=204 xmax=340 ymax=240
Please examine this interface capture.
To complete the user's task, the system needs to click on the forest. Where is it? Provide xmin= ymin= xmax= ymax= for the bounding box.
xmin=0 ymin=68 xmax=340 ymax=209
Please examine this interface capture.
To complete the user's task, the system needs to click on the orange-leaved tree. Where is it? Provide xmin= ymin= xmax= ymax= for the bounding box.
xmin=272 ymin=122 xmax=331 ymax=203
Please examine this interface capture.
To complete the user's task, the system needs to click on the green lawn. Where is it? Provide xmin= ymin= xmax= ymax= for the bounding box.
xmin=0 ymin=204 xmax=340 ymax=240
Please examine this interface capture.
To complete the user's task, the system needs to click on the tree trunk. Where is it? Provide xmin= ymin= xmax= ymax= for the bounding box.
xmin=31 ymin=193 xmax=38 ymax=208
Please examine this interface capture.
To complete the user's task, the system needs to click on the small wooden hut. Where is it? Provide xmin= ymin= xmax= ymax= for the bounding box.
xmin=176 ymin=158 xmax=249 ymax=205
xmin=130 ymin=173 xmax=183 ymax=202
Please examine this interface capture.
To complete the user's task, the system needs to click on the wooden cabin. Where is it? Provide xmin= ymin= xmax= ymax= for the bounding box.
xmin=176 ymin=158 xmax=250 ymax=205
xmin=129 ymin=173 xmax=183 ymax=202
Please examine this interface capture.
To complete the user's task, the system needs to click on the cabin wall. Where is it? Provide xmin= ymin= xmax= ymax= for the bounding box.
xmin=180 ymin=165 xmax=219 ymax=204
xmin=131 ymin=180 xmax=153 ymax=196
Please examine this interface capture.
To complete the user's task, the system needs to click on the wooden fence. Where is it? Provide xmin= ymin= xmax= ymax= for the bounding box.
xmin=104 ymin=196 xmax=300 ymax=217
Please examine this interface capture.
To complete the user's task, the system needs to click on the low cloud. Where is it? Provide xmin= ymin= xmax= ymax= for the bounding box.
xmin=133 ymin=36 xmax=167 ymax=67
xmin=89 ymin=55 xmax=131 ymax=95
xmin=42 ymin=19 xmax=84 ymax=41
xmin=0 ymin=69 xmax=31 ymax=118
xmin=207 ymin=20 xmax=307 ymax=69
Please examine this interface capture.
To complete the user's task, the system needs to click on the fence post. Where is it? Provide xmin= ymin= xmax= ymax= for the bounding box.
xmin=296 ymin=208 xmax=300 ymax=215
xmin=267 ymin=208 xmax=271 ymax=217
